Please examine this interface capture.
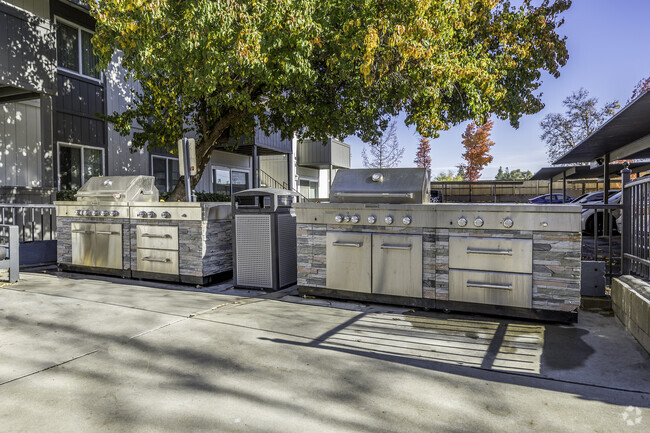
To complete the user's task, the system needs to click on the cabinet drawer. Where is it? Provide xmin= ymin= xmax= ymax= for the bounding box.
xmin=449 ymin=270 xmax=532 ymax=308
xmin=136 ymin=248 xmax=179 ymax=275
xmin=372 ymin=234 xmax=422 ymax=298
xmin=449 ymin=237 xmax=532 ymax=274
xmin=136 ymin=225 xmax=178 ymax=250
xmin=326 ymin=232 xmax=372 ymax=293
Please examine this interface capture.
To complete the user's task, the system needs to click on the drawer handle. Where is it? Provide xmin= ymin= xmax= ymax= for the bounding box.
xmin=466 ymin=281 xmax=513 ymax=291
xmin=71 ymin=230 xmax=92 ymax=234
xmin=96 ymin=231 xmax=120 ymax=235
xmin=141 ymin=233 xmax=172 ymax=239
xmin=380 ymin=244 xmax=412 ymax=250
xmin=332 ymin=241 xmax=363 ymax=248
xmin=466 ymin=248 xmax=512 ymax=256
xmin=142 ymin=257 xmax=171 ymax=263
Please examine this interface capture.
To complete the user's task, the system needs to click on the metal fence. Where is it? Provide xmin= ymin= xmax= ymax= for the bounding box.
xmin=0 ymin=204 xmax=56 ymax=242
xmin=621 ymin=169 xmax=650 ymax=278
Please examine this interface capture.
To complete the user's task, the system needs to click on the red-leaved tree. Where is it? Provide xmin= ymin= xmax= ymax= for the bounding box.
xmin=414 ymin=137 xmax=432 ymax=170
xmin=459 ymin=119 xmax=495 ymax=182
xmin=628 ymin=76 xmax=650 ymax=103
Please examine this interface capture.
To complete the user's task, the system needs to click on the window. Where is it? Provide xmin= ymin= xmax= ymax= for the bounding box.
xmin=56 ymin=19 xmax=100 ymax=79
xmin=58 ymin=143 xmax=104 ymax=190
xmin=212 ymin=167 xmax=250 ymax=196
xmin=152 ymin=156 xmax=180 ymax=193
xmin=299 ymin=179 xmax=318 ymax=199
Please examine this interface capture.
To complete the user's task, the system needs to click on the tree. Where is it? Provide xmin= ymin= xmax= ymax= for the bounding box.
xmin=459 ymin=119 xmax=495 ymax=181
xmin=414 ymin=137 xmax=432 ymax=170
xmin=433 ymin=169 xmax=465 ymax=182
xmin=540 ymin=88 xmax=619 ymax=163
xmin=628 ymin=76 xmax=650 ymax=104
xmin=495 ymin=166 xmax=533 ymax=180
xmin=361 ymin=121 xmax=405 ymax=168
xmin=91 ymin=0 xmax=572 ymax=200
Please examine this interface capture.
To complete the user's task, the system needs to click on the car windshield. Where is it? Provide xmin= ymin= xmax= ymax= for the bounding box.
xmin=572 ymin=193 xmax=603 ymax=203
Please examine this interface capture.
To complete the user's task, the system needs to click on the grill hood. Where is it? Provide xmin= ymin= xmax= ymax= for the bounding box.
xmin=330 ymin=168 xmax=430 ymax=204
xmin=75 ymin=176 xmax=159 ymax=203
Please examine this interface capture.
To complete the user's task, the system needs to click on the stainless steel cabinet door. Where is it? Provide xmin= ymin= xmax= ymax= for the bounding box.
xmin=137 ymin=248 xmax=179 ymax=275
xmin=71 ymin=223 xmax=94 ymax=266
xmin=372 ymin=234 xmax=422 ymax=297
xmin=449 ymin=269 xmax=532 ymax=308
xmin=94 ymin=223 xmax=123 ymax=269
xmin=326 ymin=232 xmax=372 ymax=293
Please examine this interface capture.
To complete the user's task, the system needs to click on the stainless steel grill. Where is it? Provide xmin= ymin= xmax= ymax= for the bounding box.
xmin=75 ymin=175 xmax=159 ymax=203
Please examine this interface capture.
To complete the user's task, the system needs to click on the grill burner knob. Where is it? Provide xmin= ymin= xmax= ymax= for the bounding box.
xmin=334 ymin=215 xmax=344 ymax=223
xmin=503 ymin=218 xmax=514 ymax=228
xmin=111 ymin=210 xmax=120 ymax=217
xmin=137 ymin=211 xmax=148 ymax=218
xmin=84 ymin=210 xmax=93 ymax=216
xmin=351 ymin=215 xmax=360 ymax=224
xmin=367 ymin=215 xmax=377 ymax=224
xmin=474 ymin=217 xmax=484 ymax=227
xmin=344 ymin=215 xmax=351 ymax=223
xmin=75 ymin=210 xmax=83 ymax=216
xmin=541 ymin=221 xmax=548 ymax=228
xmin=102 ymin=210 xmax=110 ymax=217
xmin=385 ymin=216 xmax=394 ymax=225
xmin=148 ymin=211 xmax=157 ymax=218
xmin=402 ymin=216 xmax=412 ymax=225
xmin=457 ymin=217 xmax=467 ymax=227
xmin=161 ymin=211 xmax=172 ymax=219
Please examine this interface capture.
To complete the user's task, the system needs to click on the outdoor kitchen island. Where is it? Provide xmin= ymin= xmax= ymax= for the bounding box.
xmin=295 ymin=169 xmax=582 ymax=322
xmin=56 ymin=176 xmax=233 ymax=285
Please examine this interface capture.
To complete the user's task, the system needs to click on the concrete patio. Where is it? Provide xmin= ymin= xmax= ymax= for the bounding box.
xmin=0 ymin=271 xmax=648 ymax=432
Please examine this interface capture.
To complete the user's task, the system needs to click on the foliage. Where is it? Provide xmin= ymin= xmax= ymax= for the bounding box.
xmin=433 ymin=169 xmax=465 ymax=182
xmin=540 ymin=88 xmax=619 ymax=162
xmin=195 ymin=192 xmax=231 ymax=202
xmin=414 ymin=137 xmax=432 ymax=170
xmin=361 ymin=120 xmax=405 ymax=168
xmin=459 ymin=119 xmax=495 ymax=181
xmin=91 ymin=0 xmax=572 ymax=199
xmin=56 ymin=189 xmax=78 ymax=201
xmin=495 ymin=166 xmax=532 ymax=180
xmin=628 ymin=76 xmax=650 ymax=104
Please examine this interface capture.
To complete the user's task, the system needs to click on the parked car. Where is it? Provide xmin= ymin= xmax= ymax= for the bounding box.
xmin=527 ymin=193 xmax=574 ymax=204
xmin=570 ymin=190 xmax=619 ymax=204
xmin=430 ymin=189 xmax=443 ymax=203
xmin=581 ymin=191 xmax=622 ymax=235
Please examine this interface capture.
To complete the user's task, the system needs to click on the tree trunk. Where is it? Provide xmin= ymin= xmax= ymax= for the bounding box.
xmin=167 ymin=110 xmax=243 ymax=201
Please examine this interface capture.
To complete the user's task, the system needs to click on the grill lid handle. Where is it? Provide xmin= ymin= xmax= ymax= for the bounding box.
xmin=333 ymin=192 xmax=414 ymax=199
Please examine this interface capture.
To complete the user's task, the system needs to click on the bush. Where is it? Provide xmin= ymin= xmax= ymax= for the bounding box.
xmin=56 ymin=189 xmax=78 ymax=201
xmin=195 ymin=192 xmax=231 ymax=202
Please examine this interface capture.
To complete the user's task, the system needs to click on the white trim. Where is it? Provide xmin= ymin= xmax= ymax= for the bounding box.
xmin=56 ymin=141 xmax=105 ymax=191
xmin=54 ymin=16 xmax=103 ymax=82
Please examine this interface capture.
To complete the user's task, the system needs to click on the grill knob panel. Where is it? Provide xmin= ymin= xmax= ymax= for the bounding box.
xmin=385 ymin=216 xmax=394 ymax=225
xmin=457 ymin=217 xmax=467 ymax=227
xmin=503 ymin=218 xmax=514 ymax=228
xmin=334 ymin=214 xmax=344 ymax=223
xmin=402 ymin=216 xmax=412 ymax=225
xmin=351 ymin=215 xmax=360 ymax=224
xmin=111 ymin=210 xmax=120 ymax=217
xmin=137 ymin=211 xmax=148 ymax=218
xmin=147 ymin=211 xmax=157 ymax=218
xmin=474 ymin=217 xmax=484 ymax=227
xmin=102 ymin=210 xmax=110 ymax=217
xmin=161 ymin=211 xmax=172 ymax=219
xmin=367 ymin=215 xmax=377 ymax=224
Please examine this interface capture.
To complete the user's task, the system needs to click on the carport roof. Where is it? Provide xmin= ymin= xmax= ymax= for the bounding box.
xmin=530 ymin=162 xmax=650 ymax=181
xmin=553 ymin=90 xmax=650 ymax=164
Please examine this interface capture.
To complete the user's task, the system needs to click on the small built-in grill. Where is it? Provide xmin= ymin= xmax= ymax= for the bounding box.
xmin=294 ymin=168 xmax=583 ymax=322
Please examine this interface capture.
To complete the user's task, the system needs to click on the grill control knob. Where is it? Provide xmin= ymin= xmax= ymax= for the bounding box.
xmin=147 ymin=211 xmax=157 ymax=218
xmin=102 ymin=210 xmax=110 ymax=217
xmin=457 ymin=217 xmax=467 ymax=227
xmin=84 ymin=210 xmax=93 ymax=216
xmin=402 ymin=216 xmax=412 ymax=225
xmin=344 ymin=215 xmax=351 ymax=223
xmin=503 ymin=218 xmax=514 ymax=228
xmin=334 ymin=214 xmax=344 ymax=223
xmin=161 ymin=211 xmax=172 ymax=219
xmin=541 ymin=221 xmax=548 ymax=228
xmin=137 ymin=211 xmax=148 ymax=218
xmin=367 ymin=215 xmax=377 ymax=224
xmin=93 ymin=210 xmax=102 ymax=216
xmin=385 ymin=216 xmax=394 ymax=225
xmin=111 ymin=210 xmax=120 ymax=217
xmin=351 ymin=215 xmax=360 ymax=224
xmin=75 ymin=210 xmax=83 ymax=216
xmin=474 ymin=217 xmax=484 ymax=227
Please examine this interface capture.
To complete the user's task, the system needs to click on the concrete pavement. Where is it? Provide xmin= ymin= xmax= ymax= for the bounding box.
xmin=0 ymin=272 xmax=648 ymax=432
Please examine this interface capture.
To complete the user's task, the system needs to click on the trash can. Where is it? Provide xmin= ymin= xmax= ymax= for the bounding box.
xmin=232 ymin=188 xmax=298 ymax=290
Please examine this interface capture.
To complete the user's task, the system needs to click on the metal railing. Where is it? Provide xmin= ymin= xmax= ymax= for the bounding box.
xmin=581 ymin=202 xmax=622 ymax=281
xmin=0 ymin=204 xmax=56 ymax=242
xmin=258 ymin=169 xmax=308 ymax=201
xmin=621 ymin=168 xmax=650 ymax=278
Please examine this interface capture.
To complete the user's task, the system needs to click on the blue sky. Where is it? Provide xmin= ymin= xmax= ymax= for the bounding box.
xmin=345 ymin=0 xmax=650 ymax=178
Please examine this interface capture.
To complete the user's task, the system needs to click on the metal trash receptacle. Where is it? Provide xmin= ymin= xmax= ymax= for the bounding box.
xmin=232 ymin=188 xmax=298 ymax=290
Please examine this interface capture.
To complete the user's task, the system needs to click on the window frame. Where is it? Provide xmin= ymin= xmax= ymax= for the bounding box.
xmin=54 ymin=16 xmax=102 ymax=82
xmin=57 ymin=141 xmax=105 ymax=191
xmin=151 ymin=155 xmax=180 ymax=193
xmin=211 ymin=166 xmax=251 ymax=195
